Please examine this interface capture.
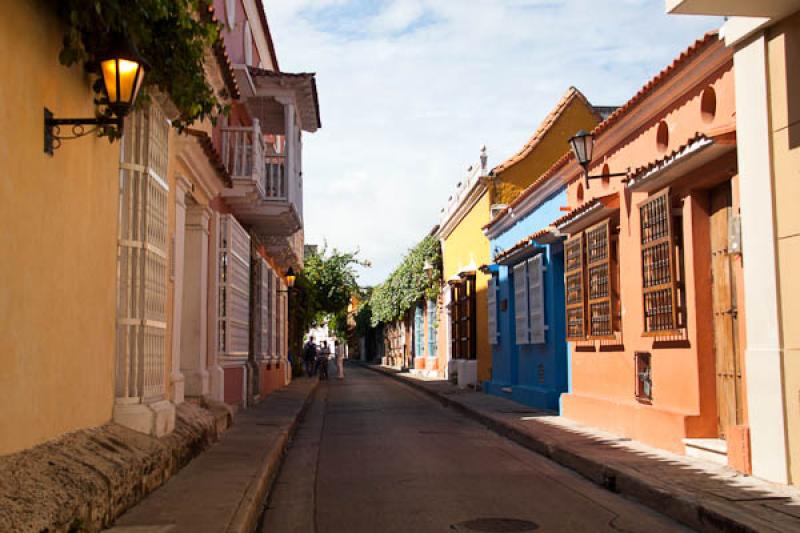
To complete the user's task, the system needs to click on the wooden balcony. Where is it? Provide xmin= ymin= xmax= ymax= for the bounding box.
xmin=220 ymin=121 xmax=302 ymax=240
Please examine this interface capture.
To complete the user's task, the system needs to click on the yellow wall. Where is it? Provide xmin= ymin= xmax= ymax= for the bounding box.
xmin=767 ymin=11 xmax=800 ymax=484
xmin=492 ymin=96 xmax=600 ymax=205
xmin=0 ymin=2 xmax=121 ymax=454
xmin=442 ymin=191 xmax=492 ymax=381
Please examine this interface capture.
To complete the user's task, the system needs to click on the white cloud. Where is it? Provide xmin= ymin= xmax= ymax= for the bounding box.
xmin=265 ymin=0 xmax=721 ymax=286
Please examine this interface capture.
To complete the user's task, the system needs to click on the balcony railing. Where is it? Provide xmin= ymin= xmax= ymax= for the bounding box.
xmin=222 ymin=121 xmax=289 ymax=201
xmin=222 ymin=122 xmax=267 ymax=197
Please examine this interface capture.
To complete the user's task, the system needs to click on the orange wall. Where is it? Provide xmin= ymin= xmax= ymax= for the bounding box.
xmin=561 ymin=41 xmax=740 ymax=452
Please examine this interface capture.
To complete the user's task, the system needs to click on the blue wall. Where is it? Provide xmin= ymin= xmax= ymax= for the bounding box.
xmin=484 ymin=188 xmax=570 ymax=412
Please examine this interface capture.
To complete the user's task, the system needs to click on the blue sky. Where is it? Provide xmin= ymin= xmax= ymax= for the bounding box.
xmin=264 ymin=0 xmax=721 ymax=286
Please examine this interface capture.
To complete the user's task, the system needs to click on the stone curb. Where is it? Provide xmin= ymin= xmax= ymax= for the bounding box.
xmin=360 ymin=363 xmax=765 ymax=533
xmin=226 ymin=379 xmax=319 ymax=533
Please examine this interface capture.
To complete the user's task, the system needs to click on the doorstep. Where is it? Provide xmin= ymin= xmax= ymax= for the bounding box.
xmin=683 ymin=438 xmax=728 ymax=466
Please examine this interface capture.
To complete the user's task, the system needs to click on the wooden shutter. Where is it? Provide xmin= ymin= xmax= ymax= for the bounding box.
xmin=528 ymin=254 xmax=546 ymax=344
xmin=586 ymin=220 xmax=614 ymax=338
xmin=466 ymin=275 xmax=477 ymax=359
xmin=487 ymin=277 xmax=498 ymax=345
xmin=450 ymin=283 xmax=459 ymax=359
xmin=564 ymin=232 xmax=586 ymax=340
xmin=640 ymin=189 xmax=678 ymax=334
xmin=219 ymin=214 xmax=251 ymax=356
xmin=514 ymin=262 xmax=529 ymax=345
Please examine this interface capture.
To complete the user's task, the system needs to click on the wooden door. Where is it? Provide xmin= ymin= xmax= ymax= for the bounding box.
xmin=710 ymin=181 xmax=743 ymax=439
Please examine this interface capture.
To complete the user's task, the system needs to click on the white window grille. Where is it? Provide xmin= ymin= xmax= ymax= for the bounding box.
xmin=487 ymin=277 xmax=498 ymax=345
xmin=218 ymin=214 xmax=250 ymax=357
xmin=528 ymin=255 xmax=546 ymax=344
xmin=116 ymin=103 xmax=170 ymax=401
xmin=513 ymin=262 xmax=529 ymax=345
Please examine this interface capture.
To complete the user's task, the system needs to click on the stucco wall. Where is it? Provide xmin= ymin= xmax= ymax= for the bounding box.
xmin=0 ymin=2 xmax=120 ymax=454
xmin=442 ymin=191 xmax=492 ymax=381
xmin=767 ymin=11 xmax=800 ymax=484
xmin=487 ymin=189 xmax=570 ymax=411
xmin=560 ymin=43 xmax=740 ymax=453
xmin=493 ymin=101 xmax=599 ymax=206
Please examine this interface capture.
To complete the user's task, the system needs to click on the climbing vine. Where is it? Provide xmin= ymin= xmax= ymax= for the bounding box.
xmin=51 ymin=0 xmax=227 ymax=135
xmin=368 ymin=235 xmax=441 ymax=326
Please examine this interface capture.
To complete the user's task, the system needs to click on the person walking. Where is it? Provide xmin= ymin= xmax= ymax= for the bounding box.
xmin=335 ymin=342 xmax=345 ymax=380
xmin=317 ymin=341 xmax=330 ymax=380
xmin=303 ymin=337 xmax=318 ymax=377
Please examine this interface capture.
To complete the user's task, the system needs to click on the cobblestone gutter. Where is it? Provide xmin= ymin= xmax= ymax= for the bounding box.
xmin=0 ymin=403 xmax=226 ymax=532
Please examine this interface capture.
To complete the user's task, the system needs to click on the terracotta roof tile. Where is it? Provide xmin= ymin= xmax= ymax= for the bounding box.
xmin=483 ymin=151 xmax=573 ymax=232
xmin=630 ymin=126 xmax=736 ymax=178
xmin=205 ymin=5 xmax=241 ymax=100
xmin=592 ymin=31 xmax=719 ymax=136
xmin=248 ymin=67 xmax=322 ymax=129
xmin=492 ymin=87 xmax=600 ymax=175
xmin=185 ymin=129 xmax=233 ymax=187
xmin=493 ymin=226 xmax=554 ymax=264
xmin=550 ymin=193 xmax=618 ymax=230
xmin=484 ymin=31 xmax=721 ymax=234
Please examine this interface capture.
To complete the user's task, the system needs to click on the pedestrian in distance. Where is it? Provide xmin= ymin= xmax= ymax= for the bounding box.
xmin=317 ymin=341 xmax=330 ymax=380
xmin=335 ymin=342 xmax=345 ymax=380
xmin=303 ymin=336 xmax=318 ymax=377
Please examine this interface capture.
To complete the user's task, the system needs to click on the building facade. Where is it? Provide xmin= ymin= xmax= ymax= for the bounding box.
xmin=536 ymin=33 xmax=747 ymax=469
xmin=481 ymin=88 xmax=601 ymax=410
xmin=667 ymin=0 xmax=800 ymax=488
xmin=0 ymin=0 xmax=318 ymax=457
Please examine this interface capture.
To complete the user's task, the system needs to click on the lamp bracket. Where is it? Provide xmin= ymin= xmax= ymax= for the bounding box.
xmin=585 ymin=172 xmax=628 ymax=180
xmin=44 ymin=108 xmax=123 ymax=156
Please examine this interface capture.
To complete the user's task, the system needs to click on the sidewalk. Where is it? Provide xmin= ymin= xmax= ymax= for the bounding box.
xmin=364 ymin=363 xmax=800 ymax=533
xmin=106 ymin=377 xmax=318 ymax=533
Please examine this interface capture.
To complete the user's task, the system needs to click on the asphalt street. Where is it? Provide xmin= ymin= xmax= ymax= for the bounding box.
xmin=260 ymin=364 xmax=690 ymax=533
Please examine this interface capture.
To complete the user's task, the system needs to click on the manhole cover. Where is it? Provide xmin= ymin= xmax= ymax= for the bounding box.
xmin=451 ymin=518 xmax=539 ymax=532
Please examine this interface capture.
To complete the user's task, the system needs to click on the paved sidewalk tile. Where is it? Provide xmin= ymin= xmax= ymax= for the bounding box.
xmin=365 ymin=364 xmax=800 ymax=533
xmin=106 ymin=378 xmax=318 ymax=533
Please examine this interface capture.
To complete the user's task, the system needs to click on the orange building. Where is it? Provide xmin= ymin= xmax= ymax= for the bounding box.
xmin=516 ymin=33 xmax=748 ymax=469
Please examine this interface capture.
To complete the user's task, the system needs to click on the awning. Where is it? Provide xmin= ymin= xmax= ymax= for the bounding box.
xmin=236 ymin=66 xmax=321 ymax=133
xmin=553 ymin=193 xmax=620 ymax=235
xmin=626 ymin=131 xmax=736 ymax=193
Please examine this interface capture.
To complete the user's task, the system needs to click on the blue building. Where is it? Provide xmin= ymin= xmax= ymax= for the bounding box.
xmin=483 ymin=181 xmax=571 ymax=412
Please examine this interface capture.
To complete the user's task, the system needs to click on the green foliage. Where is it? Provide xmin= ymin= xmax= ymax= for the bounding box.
xmin=369 ymin=236 xmax=441 ymax=326
xmin=303 ymin=245 xmax=367 ymax=321
xmin=51 ymin=0 xmax=227 ymax=135
xmin=290 ymin=245 xmax=368 ymax=339
xmin=354 ymin=289 xmax=374 ymax=337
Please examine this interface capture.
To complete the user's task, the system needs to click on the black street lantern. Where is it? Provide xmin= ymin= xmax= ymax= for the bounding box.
xmin=99 ymin=33 xmax=149 ymax=117
xmin=44 ymin=32 xmax=149 ymax=155
xmin=285 ymin=267 xmax=297 ymax=288
xmin=567 ymin=129 xmax=627 ymax=188
xmin=568 ymin=130 xmax=594 ymax=170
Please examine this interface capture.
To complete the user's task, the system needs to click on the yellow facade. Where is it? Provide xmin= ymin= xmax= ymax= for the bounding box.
xmin=440 ymin=89 xmax=601 ymax=384
xmin=0 ymin=2 xmax=121 ymax=454
xmin=491 ymin=93 xmax=601 ymax=205
xmin=442 ymin=191 xmax=492 ymax=381
xmin=766 ymin=11 xmax=800 ymax=484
